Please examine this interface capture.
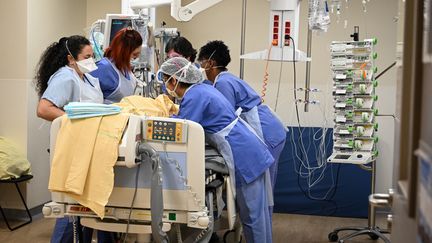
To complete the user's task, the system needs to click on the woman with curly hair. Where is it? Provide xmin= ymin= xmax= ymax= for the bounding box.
xmin=35 ymin=35 xmax=103 ymax=121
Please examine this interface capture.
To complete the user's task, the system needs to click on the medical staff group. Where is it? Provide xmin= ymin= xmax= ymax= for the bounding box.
xmin=35 ymin=30 xmax=286 ymax=243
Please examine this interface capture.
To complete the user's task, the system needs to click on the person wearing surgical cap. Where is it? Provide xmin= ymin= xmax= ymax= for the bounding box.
xmin=198 ymin=40 xmax=287 ymax=223
xmin=158 ymin=57 xmax=275 ymax=243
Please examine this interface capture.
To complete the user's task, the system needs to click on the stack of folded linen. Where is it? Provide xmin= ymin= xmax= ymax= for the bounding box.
xmin=64 ymin=102 xmax=121 ymax=119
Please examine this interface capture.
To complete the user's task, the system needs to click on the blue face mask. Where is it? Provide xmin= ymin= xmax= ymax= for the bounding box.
xmin=64 ymin=102 xmax=121 ymax=119
xmin=131 ymin=57 xmax=140 ymax=66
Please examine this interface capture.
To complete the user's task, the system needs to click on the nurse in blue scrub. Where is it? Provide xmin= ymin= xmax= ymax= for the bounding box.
xmin=158 ymin=57 xmax=275 ymax=243
xmin=90 ymin=28 xmax=142 ymax=104
xmin=198 ymin=40 xmax=287 ymax=218
xmin=35 ymin=36 xmax=114 ymax=243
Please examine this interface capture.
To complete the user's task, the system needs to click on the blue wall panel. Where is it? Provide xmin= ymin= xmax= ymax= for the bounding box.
xmin=273 ymin=127 xmax=371 ymax=218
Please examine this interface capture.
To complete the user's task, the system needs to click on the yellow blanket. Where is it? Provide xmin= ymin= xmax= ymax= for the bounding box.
xmin=48 ymin=95 xmax=178 ymax=218
xmin=118 ymin=95 xmax=179 ymax=116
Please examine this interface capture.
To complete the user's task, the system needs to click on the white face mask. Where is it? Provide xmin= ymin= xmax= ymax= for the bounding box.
xmin=199 ymin=67 xmax=208 ymax=80
xmin=166 ymin=87 xmax=179 ymax=98
xmin=165 ymin=77 xmax=181 ymax=99
xmin=76 ymin=57 xmax=98 ymax=73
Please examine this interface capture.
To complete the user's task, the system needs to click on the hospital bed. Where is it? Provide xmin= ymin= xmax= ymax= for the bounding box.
xmin=42 ymin=115 xmax=237 ymax=242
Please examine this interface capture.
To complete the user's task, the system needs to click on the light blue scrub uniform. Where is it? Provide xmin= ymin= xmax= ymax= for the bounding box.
xmin=42 ymin=66 xmax=103 ymax=106
xmin=175 ymin=83 xmax=275 ymax=243
xmin=90 ymin=57 xmax=136 ymax=104
xmin=42 ymin=66 xmax=111 ymax=243
xmin=213 ymin=72 xmax=287 ymax=216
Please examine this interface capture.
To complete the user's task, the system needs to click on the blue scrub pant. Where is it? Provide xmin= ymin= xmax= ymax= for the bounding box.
xmin=51 ymin=217 xmax=77 ymax=243
xmin=51 ymin=217 xmax=115 ymax=243
xmin=236 ymin=172 xmax=272 ymax=243
xmin=83 ymin=228 xmax=116 ymax=243
xmin=268 ymin=140 xmax=286 ymax=217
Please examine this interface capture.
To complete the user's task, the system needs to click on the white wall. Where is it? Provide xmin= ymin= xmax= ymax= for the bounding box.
xmin=0 ymin=0 xmax=88 ymax=209
xmin=26 ymin=0 xmax=88 ymax=209
xmin=155 ymin=0 xmax=398 ymax=193
xmin=0 ymin=0 xmax=28 ymax=80
xmin=0 ymin=0 xmax=29 ymax=209
xmin=0 ymin=0 xmax=28 ymax=152
xmin=86 ymin=0 xmax=121 ymax=26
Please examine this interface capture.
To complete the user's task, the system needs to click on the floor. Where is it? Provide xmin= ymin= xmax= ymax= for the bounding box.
xmin=0 ymin=213 xmax=389 ymax=243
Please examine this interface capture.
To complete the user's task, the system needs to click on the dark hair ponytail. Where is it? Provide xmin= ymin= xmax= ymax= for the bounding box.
xmin=34 ymin=35 xmax=90 ymax=97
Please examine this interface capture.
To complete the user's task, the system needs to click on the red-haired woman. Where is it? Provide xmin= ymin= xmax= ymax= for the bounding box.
xmin=91 ymin=28 xmax=142 ymax=104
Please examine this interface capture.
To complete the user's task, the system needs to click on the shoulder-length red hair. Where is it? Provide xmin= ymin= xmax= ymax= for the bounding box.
xmin=104 ymin=28 xmax=143 ymax=72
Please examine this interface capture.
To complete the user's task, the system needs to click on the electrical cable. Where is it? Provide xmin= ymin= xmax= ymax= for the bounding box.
xmin=176 ymin=223 xmax=183 ymax=243
xmin=261 ymin=44 xmax=273 ymax=102
xmin=376 ymin=114 xmax=395 ymax=118
xmin=122 ymin=163 xmax=141 ymax=243
xmin=296 ymin=157 xmax=341 ymax=216
xmin=288 ymin=35 xmax=341 ymax=213
xmin=290 ymin=37 xmax=330 ymax=193
xmin=311 ymin=55 xmax=334 ymax=193
xmin=375 ymin=61 xmax=396 ymax=80
xmin=161 ymin=144 xmax=211 ymax=242
xmin=289 ymin=36 xmax=312 ymax=175
xmin=73 ymin=217 xmax=78 ymax=243
xmin=285 ymin=50 xmax=324 ymax=191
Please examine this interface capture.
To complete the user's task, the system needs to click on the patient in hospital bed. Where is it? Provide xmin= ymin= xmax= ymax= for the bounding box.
xmin=48 ymin=94 xmax=179 ymax=218
xmin=48 ymin=94 xmax=230 ymax=242
xmin=116 ymin=94 xmax=179 ymax=117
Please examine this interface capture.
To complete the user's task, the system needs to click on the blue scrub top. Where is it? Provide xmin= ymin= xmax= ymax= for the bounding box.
xmin=214 ymin=72 xmax=286 ymax=148
xmin=42 ymin=66 xmax=102 ymax=108
xmin=175 ymin=83 xmax=274 ymax=183
xmin=214 ymin=72 xmax=261 ymax=112
xmin=90 ymin=57 xmax=131 ymax=98
xmin=176 ymin=83 xmax=235 ymax=134
xmin=202 ymin=79 xmax=213 ymax=85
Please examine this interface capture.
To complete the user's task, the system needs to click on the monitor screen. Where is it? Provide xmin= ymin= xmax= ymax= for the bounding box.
xmin=104 ymin=14 xmax=138 ymax=49
xmin=109 ymin=19 xmax=132 ymax=43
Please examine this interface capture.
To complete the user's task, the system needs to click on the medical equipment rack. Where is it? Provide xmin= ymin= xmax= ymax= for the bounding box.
xmin=328 ymin=38 xmax=379 ymax=165
xmin=326 ymin=39 xmax=391 ymax=243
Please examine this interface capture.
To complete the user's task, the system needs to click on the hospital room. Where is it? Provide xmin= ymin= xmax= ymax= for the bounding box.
xmin=0 ymin=0 xmax=431 ymax=242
